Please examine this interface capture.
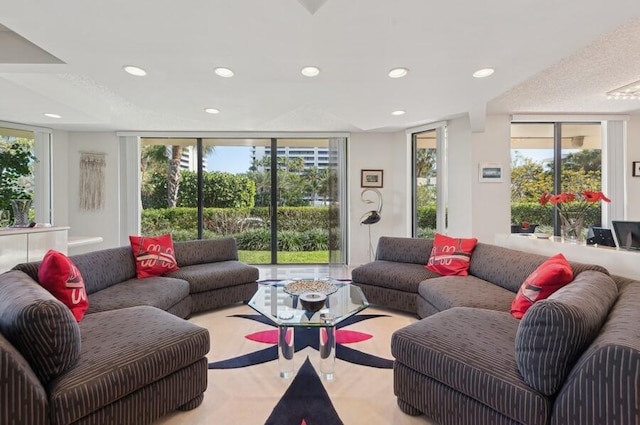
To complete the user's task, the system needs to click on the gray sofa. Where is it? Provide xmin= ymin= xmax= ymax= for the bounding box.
xmin=352 ymin=236 xmax=640 ymax=425
xmin=13 ymin=237 xmax=260 ymax=319
xmin=0 ymin=237 xmax=259 ymax=425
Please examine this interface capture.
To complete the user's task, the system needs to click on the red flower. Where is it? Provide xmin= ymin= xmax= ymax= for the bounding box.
xmin=582 ymin=190 xmax=611 ymax=203
xmin=539 ymin=193 xmax=552 ymax=205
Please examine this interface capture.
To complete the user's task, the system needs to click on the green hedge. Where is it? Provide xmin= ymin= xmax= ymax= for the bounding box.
xmin=235 ymin=228 xmax=329 ymax=251
xmin=141 ymin=206 xmax=330 ymax=250
xmin=510 ymin=202 xmax=602 ymax=227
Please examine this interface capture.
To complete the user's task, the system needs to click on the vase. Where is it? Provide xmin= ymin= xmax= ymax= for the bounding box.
xmin=560 ymin=211 xmax=585 ymax=243
xmin=10 ymin=199 xmax=32 ymax=227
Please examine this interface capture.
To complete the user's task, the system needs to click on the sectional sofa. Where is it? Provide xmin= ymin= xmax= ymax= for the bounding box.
xmin=352 ymin=236 xmax=640 ymax=425
xmin=0 ymin=237 xmax=259 ymax=425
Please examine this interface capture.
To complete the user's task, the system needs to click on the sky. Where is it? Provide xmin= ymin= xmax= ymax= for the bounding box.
xmin=206 ymin=146 xmax=252 ymax=174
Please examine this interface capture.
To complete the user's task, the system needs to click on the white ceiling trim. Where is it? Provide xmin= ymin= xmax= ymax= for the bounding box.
xmin=512 ymin=114 xmax=630 ymax=122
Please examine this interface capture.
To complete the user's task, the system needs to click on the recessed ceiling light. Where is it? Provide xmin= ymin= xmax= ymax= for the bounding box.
xmin=388 ymin=68 xmax=409 ymax=78
xmin=123 ymin=65 xmax=147 ymax=76
xmin=391 ymin=110 xmax=406 ymax=116
xmin=214 ymin=67 xmax=234 ymax=78
xmin=473 ymin=68 xmax=495 ymax=78
xmin=44 ymin=113 xmax=61 ymax=119
xmin=606 ymin=79 xmax=640 ymax=99
xmin=204 ymin=108 xmax=220 ymax=114
xmin=301 ymin=66 xmax=320 ymax=77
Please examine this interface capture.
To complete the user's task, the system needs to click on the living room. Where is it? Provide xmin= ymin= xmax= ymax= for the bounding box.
xmin=2 ymin=2 xmax=640 ymax=425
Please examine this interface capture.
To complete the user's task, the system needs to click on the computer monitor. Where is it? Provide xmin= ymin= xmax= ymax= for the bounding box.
xmin=612 ymin=221 xmax=640 ymax=250
xmin=586 ymin=227 xmax=616 ymax=247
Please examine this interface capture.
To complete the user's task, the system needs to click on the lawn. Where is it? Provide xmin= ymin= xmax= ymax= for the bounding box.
xmin=238 ymin=251 xmax=328 ymax=264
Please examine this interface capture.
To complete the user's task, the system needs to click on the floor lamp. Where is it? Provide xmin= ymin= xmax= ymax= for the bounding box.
xmin=360 ymin=188 xmax=383 ymax=262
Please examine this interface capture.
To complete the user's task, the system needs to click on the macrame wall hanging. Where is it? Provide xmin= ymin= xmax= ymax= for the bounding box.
xmin=79 ymin=152 xmax=106 ymax=211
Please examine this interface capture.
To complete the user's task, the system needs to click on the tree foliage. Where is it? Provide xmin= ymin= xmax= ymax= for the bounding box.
xmin=142 ymin=170 xmax=255 ymax=209
xmin=0 ymin=138 xmax=36 ymax=213
xmin=511 ymin=149 xmax=604 ymax=228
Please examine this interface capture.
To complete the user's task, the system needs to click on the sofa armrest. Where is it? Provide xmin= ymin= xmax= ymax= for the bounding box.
xmin=551 ymin=281 xmax=640 ymax=424
xmin=375 ymin=236 xmax=433 ymax=265
xmin=0 ymin=333 xmax=49 ymax=425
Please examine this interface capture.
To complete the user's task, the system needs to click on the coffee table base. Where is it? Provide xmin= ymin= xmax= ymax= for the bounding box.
xmin=277 ymin=325 xmax=336 ymax=380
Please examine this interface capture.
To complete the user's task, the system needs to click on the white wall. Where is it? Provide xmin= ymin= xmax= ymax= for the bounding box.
xmin=445 ymin=116 xmax=474 ymax=237
xmin=470 ymin=115 xmax=512 ymax=242
xmin=626 ymin=115 xmax=640 ymax=219
xmin=51 ymin=130 xmax=70 ymax=227
xmin=66 ymin=132 xmax=121 ymax=254
xmin=348 ymin=132 xmax=408 ymax=266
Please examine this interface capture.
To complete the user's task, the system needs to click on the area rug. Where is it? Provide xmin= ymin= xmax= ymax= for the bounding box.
xmin=154 ymin=304 xmax=431 ymax=425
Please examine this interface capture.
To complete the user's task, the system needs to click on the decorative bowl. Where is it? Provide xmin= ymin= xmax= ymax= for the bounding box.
xmin=299 ymin=292 xmax=327 ymax=312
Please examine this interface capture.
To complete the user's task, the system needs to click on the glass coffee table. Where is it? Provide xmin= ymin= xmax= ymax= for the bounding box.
xmin=248 ymin=278 xmax=368 ymax=380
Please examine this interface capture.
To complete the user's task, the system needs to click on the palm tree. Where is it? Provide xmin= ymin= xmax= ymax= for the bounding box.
xmin=167 ymin=145 xmax=184 ymax=208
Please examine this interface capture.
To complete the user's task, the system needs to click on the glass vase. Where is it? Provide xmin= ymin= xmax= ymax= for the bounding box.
xmin=560 ymin=211 xmax=585 ymax=243
xmin=10 ymin=199 xmax=32 ymax=227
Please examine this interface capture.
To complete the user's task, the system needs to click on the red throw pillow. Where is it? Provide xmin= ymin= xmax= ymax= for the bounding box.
xmin=129 ymin=233 xmax=179 ymax=279
xmin=38 ymin=250 xmax=89 ymax=322
xmin=510 ymin=253 xmax=574 ymax=319
xmin=425 ymin=233 xmax=478 ymax=276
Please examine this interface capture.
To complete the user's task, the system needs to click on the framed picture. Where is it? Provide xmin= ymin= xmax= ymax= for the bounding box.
xmin=633 ymin=161 xmax=640 ymax=177
xmin=361 ymin=169 xmax=383 ymax=188
xmin=478 ymin=163 xmax=503 ymax=183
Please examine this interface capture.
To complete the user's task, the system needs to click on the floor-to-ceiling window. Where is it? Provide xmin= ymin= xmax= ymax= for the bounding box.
xmin=412 ymin=125 xmax=446 ymax=237
xmin=0 ymin=125 xmax=51 ymax=226
xmin=510 ymin=122 xmax=603 ymax=236
xmin=139 ymin=136 xmax=347 ymax=265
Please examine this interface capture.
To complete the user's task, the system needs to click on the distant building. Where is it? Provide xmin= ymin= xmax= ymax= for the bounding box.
xmin=179 ymin=146 xmax=207 ymax=171
xmin=251 ymin=146 xmax=334 ymax=170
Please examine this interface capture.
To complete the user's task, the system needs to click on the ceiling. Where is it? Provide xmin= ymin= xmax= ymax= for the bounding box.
xmin=2 ymin=1 xmax=640 ymax=134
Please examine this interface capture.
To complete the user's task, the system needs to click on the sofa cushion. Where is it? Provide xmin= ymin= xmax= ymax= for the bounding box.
xmin=48 ymin=306 xmax=210 ymax=425
xmin=426 ymin=233 xmax=478 ymax=276
xmin=515 ymin=270 xmax=618 ymax=396
xmin=391 ymin=307 xmax=550 ymax=425
xmin=418 ymin=275 xmax=516 ymax=313
xmin=0 ymin=270 xmax=81 ymax=384
xmin=468 ymin=243 xmax=609 ymax=293
xmin=510 ymin=253 xmax=573 ymax=319
xmin=129 ymin=233 xmax=179 ymax=278
xmin=86 ymin=276 xmax=190 ymax=314
xmin=351 ymin=260 xmax=440 ymax=293
xmin=374 ymin=236 xmax=434 ymax=264
xmin=166 ymin=261 xmax=259 ymax=294
xmin=38 ymin=249 xmax=89 ymax=322
xmin=173 ymin=237 xmax=239 ymax=267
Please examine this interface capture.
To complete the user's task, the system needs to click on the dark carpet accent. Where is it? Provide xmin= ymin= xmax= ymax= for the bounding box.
xmin=264 ymin=357 xmax=344 ymax=425
xmin=208 ymin=314 xmax=394 ymax=369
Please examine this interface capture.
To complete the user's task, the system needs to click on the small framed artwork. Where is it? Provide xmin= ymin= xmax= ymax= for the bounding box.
xmin=361 ymin=169 xmax=383 ymax=188
xmin=478 ymin=163 xmax=503 ymax=183
xmin=633 ymin=161 xmax=640 ymax=177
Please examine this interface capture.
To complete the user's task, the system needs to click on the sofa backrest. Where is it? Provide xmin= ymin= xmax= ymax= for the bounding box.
xmin=550 ymin=278 xmax=640 ymax=425
xmin=69 ymin=246 xmax=138 ymax=294
xmin=375 ymin=236 xmax=433 ymax=265
xmin=173 ymin=237 xmax=239 ymax=267
xmin=469 ymin=243 xmax=609 ymax=293
xmin=12 ymin=246 xmax=138 ymax=294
